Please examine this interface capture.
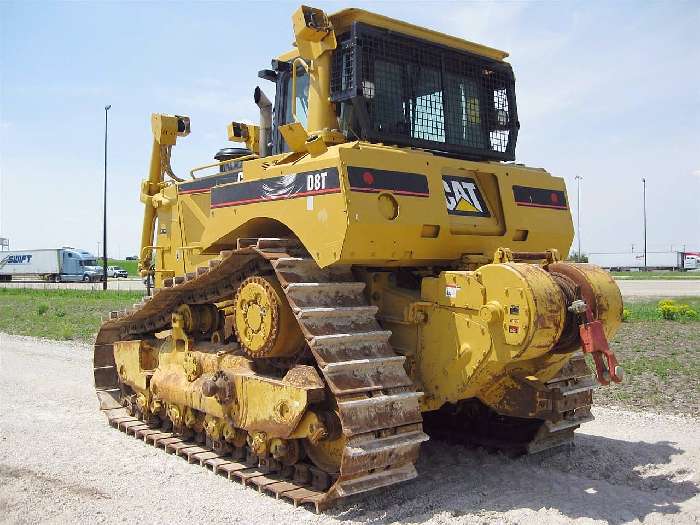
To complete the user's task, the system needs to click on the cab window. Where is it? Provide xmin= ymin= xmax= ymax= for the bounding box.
xmin=271 ymin=63 xmax=311 ymax=154
xmin=284 ymin=68 xmax=309 ymax=129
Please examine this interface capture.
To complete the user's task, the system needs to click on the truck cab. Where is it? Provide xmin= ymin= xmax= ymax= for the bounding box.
xmin=74 ymin=250 xmax=104 ymax=282
xmin=58 ymin=249 xmax=103 ymax=282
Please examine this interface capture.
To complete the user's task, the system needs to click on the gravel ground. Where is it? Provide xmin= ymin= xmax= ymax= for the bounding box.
xmin=1 ymin=334 xmax=699 ymax=525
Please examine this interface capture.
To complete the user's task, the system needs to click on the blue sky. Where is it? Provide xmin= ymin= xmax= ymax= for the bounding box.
xmin=1 ymin=1 xmax=698 ymax=259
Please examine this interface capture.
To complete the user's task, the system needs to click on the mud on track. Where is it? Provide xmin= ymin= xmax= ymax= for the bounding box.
xmin=1 ymin=333 xmax=699 ymax=524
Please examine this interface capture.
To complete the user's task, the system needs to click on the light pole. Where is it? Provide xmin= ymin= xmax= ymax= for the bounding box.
xmin=575 ymin=175 xmax=583 ymax=259
xmin=103 ymin=105 xmax=111 ymax=290
xmin=642 ymin=178 xmax=647 ymax=271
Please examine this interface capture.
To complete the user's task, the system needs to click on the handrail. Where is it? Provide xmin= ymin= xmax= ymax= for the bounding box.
xmin=189 ymin=154 xmax=259 ymax=179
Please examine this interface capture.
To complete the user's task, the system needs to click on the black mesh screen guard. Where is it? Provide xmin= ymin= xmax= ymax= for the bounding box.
xmin=331 ymin=23 xmax=519 ymax=161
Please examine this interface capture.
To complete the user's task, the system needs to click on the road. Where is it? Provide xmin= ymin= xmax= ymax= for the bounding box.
xmin=1 ymin=278 xmax=700 ymax=299
xmin=1 ymin=334 xmax=699 ymax=524
xmin=615 ymin=279 xmax=700 ymax=299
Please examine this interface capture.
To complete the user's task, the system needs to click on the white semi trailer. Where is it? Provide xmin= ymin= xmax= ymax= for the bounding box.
xmin=0 ymin=248 xmax=104 ymax=282
xmin=588 ymin=251 xmax=700 ymax=271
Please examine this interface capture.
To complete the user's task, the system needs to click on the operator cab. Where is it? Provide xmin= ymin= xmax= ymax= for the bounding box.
xmin=261 ymin=7 xmax=519 ymax=162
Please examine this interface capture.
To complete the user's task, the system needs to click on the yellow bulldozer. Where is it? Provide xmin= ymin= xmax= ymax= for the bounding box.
xmin=93 ymin=6 xmax=624 ymax=511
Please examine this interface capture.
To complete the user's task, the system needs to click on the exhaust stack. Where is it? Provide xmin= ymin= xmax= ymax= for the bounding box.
xmin=254 ymin=87 xmax=272 ymax=157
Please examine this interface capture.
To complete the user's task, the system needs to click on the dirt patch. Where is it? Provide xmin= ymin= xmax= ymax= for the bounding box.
xmin=595 ymin=321 xmax=700 ymax=415
xmin=0 ymin=465 xmax=111 ymax=500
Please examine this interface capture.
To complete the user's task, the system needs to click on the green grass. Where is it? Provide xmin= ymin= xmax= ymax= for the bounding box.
xmin=107 ymin=259 xmax=138 ymax=276
xmin=620 ymin=356 xmax=699 ymax=380
xmin=623 ymin=297 xmax=700 ymax=322
xmin=0 ymin=288 xmax=142 ymax=341
xmin=612 ymin=271 xmax=700 ymax=280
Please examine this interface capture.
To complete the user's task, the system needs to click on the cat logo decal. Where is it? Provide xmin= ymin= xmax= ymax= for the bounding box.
xmin=442 ymin=175 xmax=491 ymax=217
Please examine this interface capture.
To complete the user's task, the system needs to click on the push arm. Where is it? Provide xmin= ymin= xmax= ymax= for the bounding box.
xmin=138 ymin=113 xmax=190 ymax=276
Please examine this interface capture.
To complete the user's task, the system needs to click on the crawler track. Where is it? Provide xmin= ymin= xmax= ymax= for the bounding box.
xmin=93 ymin=238 xmax=594 ymax=510
xmin=93 ymin=238 xmax=427 ymax=512
xmin=423 ymin=356 xmax=596 ymax=454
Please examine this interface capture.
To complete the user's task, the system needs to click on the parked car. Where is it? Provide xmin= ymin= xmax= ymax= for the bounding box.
xmin=107 ymin=266 xmax=129 ymax=278
xmin=125 ymin=256 xmax=139 ymax=261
